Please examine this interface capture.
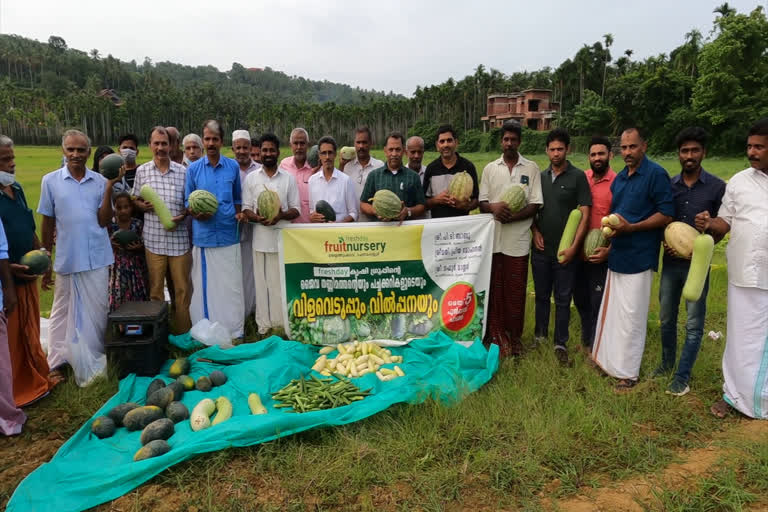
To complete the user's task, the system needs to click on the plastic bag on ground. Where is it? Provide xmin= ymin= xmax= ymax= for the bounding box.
xmin=189 ymin=318 xmax=233 ymax=348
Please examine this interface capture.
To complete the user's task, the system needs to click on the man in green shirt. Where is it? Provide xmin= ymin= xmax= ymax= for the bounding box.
xmin=360 ymin=132 xmax=426 ymax=222
xmin=531 ymin=128 xmax=591 ymax=366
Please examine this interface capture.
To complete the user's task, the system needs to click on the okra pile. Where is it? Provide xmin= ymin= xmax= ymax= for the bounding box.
xmin=272 ymin=375 xmax=371 ymax=413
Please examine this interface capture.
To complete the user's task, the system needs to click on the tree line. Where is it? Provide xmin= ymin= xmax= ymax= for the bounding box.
xmin=0 ymin=4 xmax=765 ymax=154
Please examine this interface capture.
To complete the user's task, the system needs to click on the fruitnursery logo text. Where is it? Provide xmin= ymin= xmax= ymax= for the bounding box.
xmin=323 ymin=235 xmax=387 ymax=258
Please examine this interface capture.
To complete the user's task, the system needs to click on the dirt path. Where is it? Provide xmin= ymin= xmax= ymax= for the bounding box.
xmin=543 ymin=419 xmax=768 ymax=512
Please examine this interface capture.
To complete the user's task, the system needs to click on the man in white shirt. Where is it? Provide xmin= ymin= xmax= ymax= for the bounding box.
xmin=696 ymin=118 xmax=768 ymax=420
xmin=343 ymin=126 xmax=384 ymax=221
xmin=308 ymin=136 xmax=358 ymax=223
xmin=232 ymin=130 xmax=260 ymax=317
xmin=479 ymin=121 xmax=543 ymax=358
xmin=405 ymin=136 xmax=426 ymax=184
xmin=238 ymin=133 xmax=300 ymax=336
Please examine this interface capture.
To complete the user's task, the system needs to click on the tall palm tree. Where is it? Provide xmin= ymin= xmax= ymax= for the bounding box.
xmin=713 ymin=2 xmax=735 ymax=16
xmin=601 ymin=33 xmax=614 ymax=99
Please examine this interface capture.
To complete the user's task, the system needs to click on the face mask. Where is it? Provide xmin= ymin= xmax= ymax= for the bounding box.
xmin=120 ymin=148 xmax=137 ymax=164
xmin=0 ymin=171 xmax=15 ymax=187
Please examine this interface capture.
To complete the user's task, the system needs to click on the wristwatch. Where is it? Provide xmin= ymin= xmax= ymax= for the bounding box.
xmin=407 ymin=208 xmax=412 ymax=218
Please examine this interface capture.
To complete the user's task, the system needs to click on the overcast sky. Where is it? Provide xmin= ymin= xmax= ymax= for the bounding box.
xmin=1 ymin=0 xmax=765 ymax=96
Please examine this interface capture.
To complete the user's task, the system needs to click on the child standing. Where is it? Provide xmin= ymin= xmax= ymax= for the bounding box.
xmin=108 ymin=192 xmax=149 ymax=312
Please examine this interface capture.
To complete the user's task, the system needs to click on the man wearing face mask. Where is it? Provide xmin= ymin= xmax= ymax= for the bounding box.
xmin=232 ymin=130 xmax=259 ymax=318
xmin=116 ymin=134 xmax=140 ymax=194
xmin=0 ymin=135 xmax=54 ymax=405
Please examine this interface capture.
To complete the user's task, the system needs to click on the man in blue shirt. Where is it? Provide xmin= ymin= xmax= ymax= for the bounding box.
xmin=655 ymin=127 xmax=725 ymax=396
xmin=185 ymin=120 xmax=245 ymax=340
xmin=38 ymin=129 xmax=121 ymax=387
xmin=591 ymin=128 xmax=674 ymax=392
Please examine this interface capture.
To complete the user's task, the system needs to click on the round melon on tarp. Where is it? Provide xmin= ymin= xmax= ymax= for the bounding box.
xmin=19 ymin=249 xmax=50 ymax=275
xmin=99 ymin=153 xmax=124 ymax=180
xmin=188 ymin=189 xmax=219 ymax=215
xmin=664 ymin=221 xmax=699 ymax=259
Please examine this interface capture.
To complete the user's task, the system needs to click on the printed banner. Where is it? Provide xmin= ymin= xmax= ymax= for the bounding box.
xmin=278 ymin=214 xmax=494 ymax=345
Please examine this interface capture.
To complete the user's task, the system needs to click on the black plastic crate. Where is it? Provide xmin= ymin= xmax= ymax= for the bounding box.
xmin=106 ymin=301 xmax=169 ymax=378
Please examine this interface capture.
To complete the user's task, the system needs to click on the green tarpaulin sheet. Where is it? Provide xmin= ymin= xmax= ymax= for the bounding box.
xmin=7 ymin=333 xmax=498 ymax=512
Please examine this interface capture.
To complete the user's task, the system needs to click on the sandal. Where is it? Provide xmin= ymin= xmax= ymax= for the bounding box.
xmin=710 ymin=399 xmax=732 ymax=419
xmin=48 ymin=369 xmax=67 ymax=386
xmin=614 ymin=378 xmax=637 ymax=393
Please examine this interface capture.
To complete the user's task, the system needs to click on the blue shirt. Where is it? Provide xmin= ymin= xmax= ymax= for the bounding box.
xmin=608 ymin=156 xmax=674 ymax=274
xmin=37 ymin=166 xmax=114 ymax=274
xmin=665 ymin=169 xmax=726 ymax=265
xmin=185 ymin=155 xmax=242 ymax=248
xmin=0 ymin=221 xmax=7 ymax=306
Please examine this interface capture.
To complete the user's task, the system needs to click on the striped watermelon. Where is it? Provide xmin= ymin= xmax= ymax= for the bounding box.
xmin=188 ymin=190 xmax=219 ymax=215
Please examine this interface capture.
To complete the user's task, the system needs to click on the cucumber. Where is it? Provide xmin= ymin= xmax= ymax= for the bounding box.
xmin=557 ymin=209 xmax=583 ymax=262
xmin=140 ymin=184 xmax=176 ymax=230
xmin=682 ymin=234 xmax=714 ymax=302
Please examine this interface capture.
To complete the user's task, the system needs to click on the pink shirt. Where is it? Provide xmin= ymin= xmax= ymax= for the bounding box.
xmin=279 ymin=156 xmax=316 ymax=223
xmin=585 ymin=168 xmax=616 ymax=229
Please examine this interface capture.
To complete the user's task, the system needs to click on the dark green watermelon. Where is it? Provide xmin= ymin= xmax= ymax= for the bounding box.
xmin=19 ymin=250 xmax=51 ymax=275
xmin=113 ymin=230 xmax=139 ymax=247
xmin=308 ymin=145 xmax=319 ymax=168
xmin=315 ymin=200 xmax=336 ymax=222
xmin=100 ymin=153 xmax=124 ymax=180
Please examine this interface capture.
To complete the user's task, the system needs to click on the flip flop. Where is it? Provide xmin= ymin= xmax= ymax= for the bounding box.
xmin=613 ymin=378 xmax=637 ymax=393
xmin=48 ymin=369 xmax=67 ymax=386
xmin=710 ymin=399 xmax=732 ymax=419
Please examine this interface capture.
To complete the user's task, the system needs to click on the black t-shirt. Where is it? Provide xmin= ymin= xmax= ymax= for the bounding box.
xmin=423 ymin=154 xmax=479 ymax=218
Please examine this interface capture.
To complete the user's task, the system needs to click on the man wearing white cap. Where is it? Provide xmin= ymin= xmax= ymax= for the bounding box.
xmin=232 ymin=130 xmax=259 ymax=317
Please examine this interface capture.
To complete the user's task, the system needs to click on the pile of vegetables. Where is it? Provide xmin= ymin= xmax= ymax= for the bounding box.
xmin=272 ymin=375 xmax=371 ymax=413
xmin=311 ymin=340 xmax=405 ymax=380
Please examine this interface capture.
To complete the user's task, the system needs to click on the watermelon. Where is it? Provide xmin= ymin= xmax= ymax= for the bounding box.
xmin=448 ymin=171 xmax=473 ymax=202
xmin=188 ymin=190 xmax=219 ymax=215
xmin=340 ymin=146 xmax=355 ymax=161
xmin=257 ymin=185 xmax=281 ymax=221
xmin=133 ymin=440 xmax=171 ymax=462
xmin=664 ymin=221 xmax=699 ymax=259
xmin=19 ymin=249 xmax=50 ymax=275
xmin=308 ymin=145 xmax=319 ymax=168
xmin=315 ymin=200 xmax=336 ymax=222
xmin=583 ymin=228 xmax=608 ymax=258
xmin=500 ymin=185 xmax=527 ymax=213
xmin=370 ymin=189 xmax=402 ymax=220
xmin=99 ymin=153 xmax=124 ymax=180
xmin=112 ymin=229 xmax=139 ymax=247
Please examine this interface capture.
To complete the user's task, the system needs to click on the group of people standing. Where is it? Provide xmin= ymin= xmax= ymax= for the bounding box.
xmin=0 ymin=115 xmax=766 ymax=437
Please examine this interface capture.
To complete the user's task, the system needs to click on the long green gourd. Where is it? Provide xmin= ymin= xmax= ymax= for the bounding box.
xmin=140 ymin=184 xmax=176 ymax=230
xmin=557 ymin=208 xmax=583 ymax=262
xmin=682 ymin=233 xmax=714 ymax=302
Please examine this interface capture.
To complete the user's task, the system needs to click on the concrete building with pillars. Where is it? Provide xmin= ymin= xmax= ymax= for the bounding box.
xmin=481 ymin=89 xmax=559 ymax=131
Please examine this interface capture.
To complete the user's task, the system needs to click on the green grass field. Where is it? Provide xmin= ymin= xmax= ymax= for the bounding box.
xmin=2 ymin=145 xmax=763 ymax=511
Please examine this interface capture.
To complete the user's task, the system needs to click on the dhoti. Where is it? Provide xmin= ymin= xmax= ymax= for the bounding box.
xmin=253 ymin=251 xmax=283 ymax=335
xmin=47 ymin=267 xmax=109 ymax=387
xmin=8 ymin=280 xmax=51 ymax=406
xmin=241 ymin=240 xmax=256 ymax=317
xmin=592 ymin=269 xmax=653 ymax=380
xmin=190 ymin=245 xmax=244 ymax=339
xmin=722 ymin=283 xmax=768 ymax=419
xmin=0 ymin=312 xmax=26 ymax=435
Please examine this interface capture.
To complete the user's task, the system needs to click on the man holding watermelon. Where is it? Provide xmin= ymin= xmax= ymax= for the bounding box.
xmin=696 ymin=118 xmax=768 ymax=419
xmin=655 ymin=127 xmax=725 ymax=397
xmin=39 ymin=129 xmax=123 ymax=386
xmin=591 ymin=127 xmax=674 ymax=392
xmin=185 ymin=120 xmax=245 ymax=340
xmin=423 ymin=125 xmax=480 ymax=218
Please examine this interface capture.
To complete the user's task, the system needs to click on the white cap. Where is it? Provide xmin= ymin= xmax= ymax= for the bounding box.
xmin=232 ymin=129 xmax=250 ymax=142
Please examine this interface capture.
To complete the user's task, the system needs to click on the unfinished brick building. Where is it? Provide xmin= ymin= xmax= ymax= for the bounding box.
xmin=481 ymin=89 xmax=559 ymax=131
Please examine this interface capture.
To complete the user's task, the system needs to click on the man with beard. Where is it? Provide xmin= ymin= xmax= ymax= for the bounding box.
xmin=185 ymin=120 xmax=244 ymax=340
xmin=133 ymin=127 xmax=191 ymax=334
xmin=0 ymin=135 xmax=53 ymax=406
xmin=479 ymin=121 xmax=543 ymax=357
xmin=591 ymin=127 xmax=674 ymax=392
xmin=232 ymin=130 xmax=259 ymax=317
xmin=39 ymin=129 xmax=122 ymax=386
xmin=344 ymin=126 xmax=384 ymax=221
xmin=696 ymin=118 xmax=768 ymax=419
xmin=531 ymin=128 xmax=591 ymax=366
xmin=279 ymin=128 xmax=315 ymax=223
xmin=182 ymin=134 xmax=203 ymax=167
xmin=239 ymin=134 xmax=300 ymax=336
xmin=359 ymin=132 xmax=426 ymax=223
xmin=423 ymin=125 xmax=479 ymax=218
xmin=573 ymin=136 xmax=615 ymax=352
xmin=653 ymin=127 xmax=725 ymax=396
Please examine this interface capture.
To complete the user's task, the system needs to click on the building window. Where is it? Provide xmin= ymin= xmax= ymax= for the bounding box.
xmin=528 ymin=99 xmax=540 ymax=112
xmin=527 ymin=119 xmax=539 ymax=130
